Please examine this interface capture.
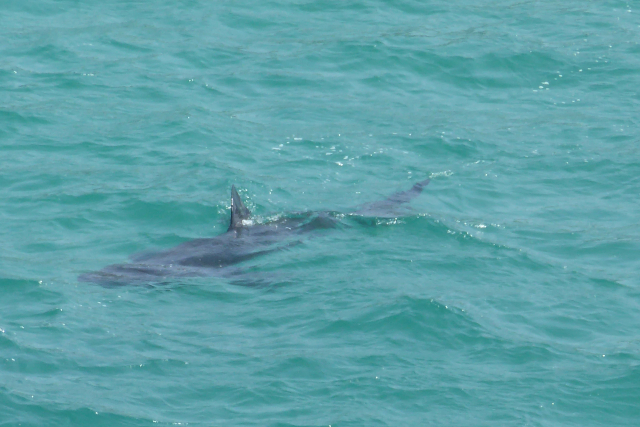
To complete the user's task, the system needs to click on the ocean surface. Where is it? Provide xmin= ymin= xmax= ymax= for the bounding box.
xmin=1 ymin=0 xmax=639 ymax=425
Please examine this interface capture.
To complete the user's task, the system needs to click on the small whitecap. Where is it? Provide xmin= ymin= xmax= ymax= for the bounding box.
xmin=430 ymin=170 xmax=453 ymax=178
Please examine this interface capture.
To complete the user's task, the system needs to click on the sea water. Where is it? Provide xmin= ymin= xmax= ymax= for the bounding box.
xmin=1 ymin=1 xmax=639 ymax=425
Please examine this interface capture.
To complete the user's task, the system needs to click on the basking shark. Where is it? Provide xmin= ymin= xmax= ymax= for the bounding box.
xmin=79 ymin=179 xmax=430 ymax=286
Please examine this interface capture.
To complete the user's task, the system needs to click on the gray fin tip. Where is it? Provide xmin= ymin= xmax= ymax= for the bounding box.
xmin=229 ymin=185 xmax=251 ymax=230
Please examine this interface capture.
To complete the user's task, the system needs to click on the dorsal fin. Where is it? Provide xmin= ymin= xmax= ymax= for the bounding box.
xmin=229 ymin=185 xmax=251 ymax=231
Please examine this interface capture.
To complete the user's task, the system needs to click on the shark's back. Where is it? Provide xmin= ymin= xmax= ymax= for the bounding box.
xmin=79 ymin=180 xmax=430 ymax=286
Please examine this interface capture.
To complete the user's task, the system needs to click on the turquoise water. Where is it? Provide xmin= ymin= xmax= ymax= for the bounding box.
xmin=2 ymin=0 xmax=640 ymax=425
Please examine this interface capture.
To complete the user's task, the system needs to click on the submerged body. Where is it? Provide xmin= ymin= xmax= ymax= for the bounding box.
xmin=79 ymin=179 xmax=430 ymax=286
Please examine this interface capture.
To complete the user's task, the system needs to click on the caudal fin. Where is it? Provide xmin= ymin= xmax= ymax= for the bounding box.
xmin=355 ymin=179 xmax=430 ymax=217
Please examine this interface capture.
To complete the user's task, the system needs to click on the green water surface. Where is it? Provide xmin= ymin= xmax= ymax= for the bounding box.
xmin=1 ymin=1 xmax=639 ymax=425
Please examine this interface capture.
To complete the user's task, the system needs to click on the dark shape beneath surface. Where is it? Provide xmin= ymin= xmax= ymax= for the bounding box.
xmin=79 ymin=179 xmax=430 ymax=286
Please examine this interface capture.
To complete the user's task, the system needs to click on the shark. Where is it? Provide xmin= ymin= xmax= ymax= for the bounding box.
xmin=78 ymin=179 xmax=430 ymax=286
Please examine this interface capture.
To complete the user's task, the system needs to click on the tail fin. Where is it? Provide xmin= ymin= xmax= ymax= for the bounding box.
xmin=355 ymin=179 xmax=430 ymax=217
xmin=229 ymin=185 xmax=251 ymax=230
xmin=382 ymin=179 xmax=430 ymax=205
